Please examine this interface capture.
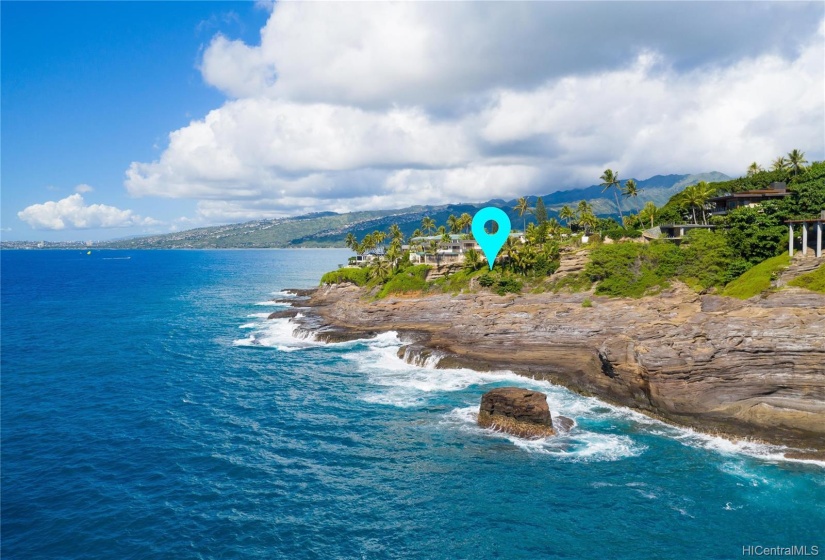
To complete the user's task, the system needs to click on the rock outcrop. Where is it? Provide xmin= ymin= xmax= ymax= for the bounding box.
xmin=292 ymin=279 xmax=825 ymax=457
xmin=478 ymin=387 xmax=555 ymax=438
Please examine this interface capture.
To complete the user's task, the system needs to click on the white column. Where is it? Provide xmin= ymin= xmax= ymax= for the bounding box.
xmin=802 ymin=222 xmax=808 ymax=256
xmin=789 ymin=224 xmax=794 ymax=257
xmin=817 ymin=222 xmax=822 ymax=258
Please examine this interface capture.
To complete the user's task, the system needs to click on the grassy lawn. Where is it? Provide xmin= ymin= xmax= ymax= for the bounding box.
xmin=788 ymin=263 xmax=825 ymax=293
xmin=721 ymin=254 xmax=790 ymax=299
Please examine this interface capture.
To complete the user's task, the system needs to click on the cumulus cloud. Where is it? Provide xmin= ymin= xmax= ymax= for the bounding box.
xmin=127 ymin=2 xmax=825 ymax=222
xmin=17 ymin=194 xmax=158 ymax=230
xmin=74 ymin=184 xmax=94 ymax=193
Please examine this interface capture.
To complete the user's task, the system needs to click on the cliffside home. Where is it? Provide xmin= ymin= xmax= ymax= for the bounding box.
xmin=709 ymin=183 xmax=790 ymax=216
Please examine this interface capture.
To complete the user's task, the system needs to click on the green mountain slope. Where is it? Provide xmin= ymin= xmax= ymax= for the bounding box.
xmin=98 ymin=171 xmax=729 ymax=249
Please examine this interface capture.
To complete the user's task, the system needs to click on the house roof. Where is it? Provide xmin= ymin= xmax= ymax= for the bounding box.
xmin=709 ymin=189 xmax=790 ymax=202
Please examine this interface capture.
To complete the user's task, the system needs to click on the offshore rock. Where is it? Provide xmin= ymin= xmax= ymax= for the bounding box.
xmin=478 ymin=387 xmax=555 ymax=438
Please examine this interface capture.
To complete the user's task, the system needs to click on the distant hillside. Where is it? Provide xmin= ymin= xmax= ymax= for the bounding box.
xmin=95 ymin=171 xmax=729 ymax=249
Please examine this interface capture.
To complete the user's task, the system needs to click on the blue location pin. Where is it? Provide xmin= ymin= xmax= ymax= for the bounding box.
xmin=471 ymin=207 xmax=511 ymax=270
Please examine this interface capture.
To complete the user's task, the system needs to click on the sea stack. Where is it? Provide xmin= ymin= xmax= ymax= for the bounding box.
xmin=478 ymin=387 xmax=555 ymax=438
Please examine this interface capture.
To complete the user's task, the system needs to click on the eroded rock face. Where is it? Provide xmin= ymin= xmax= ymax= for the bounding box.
xmin=293 ymin=278 xmax=825 ymax=456
xmin=478 ymin=387 xmax=555 ymax=438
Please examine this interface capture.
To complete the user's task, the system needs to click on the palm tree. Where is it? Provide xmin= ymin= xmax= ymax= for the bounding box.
xmin=412 ymin=228 xmax=422 ymax=238
xmin=681 ymin=182 xmax=714 ymax=224
xmin=546 ymin=218 xmax=561 ymax=239
xmin=623 ymin=179 xmax=639 ymax=202
xmin=771 ymin=156 xmax=789 ymax=173
xmin=428 ymin=240 xmax=440 ymax=266
xmin=437 ymin=225 xmax=446 ymax=235
xmin=502 ymin=236 xmax=519 ymax=267
xmin=600 ymin=168 xmax=623 ymax=222
xmin=447 ymin=214 xmax=460 ymax=234
xmin=368 ymin=258 xmax=392 ymax=281
xmin=463 ymin=247 xmax=481 ymax=271
xmin=372 ymin=231 xmax=387 ymax=254
xmin=558 ymin=205 xmax=575 ymax=228
xmin=578 ymin=211 xmax=598 ymax=235
xmin=345 ymin=232 xmax=357 ymax=251
xmin=385 ymin=239 xmax=402 ymax=271
xmin=639 ymin=201 xmax=659 ymax=228
xmin=514 ymin=197 xmax=530 ymax=232
xmin=459 ymin=213 xmax=473 ymax=234
xmin=441 ymin=232 xmax=452 ymax=245
xmin=746 ymin=162 xmax=763 ymax=177
xmin=388 ymin=224 xmax=403 ymax=242
xmin=787 ymin=149 xmax=807 ymax=176
xmin=421 ymin=216 xmax=436 ymax=235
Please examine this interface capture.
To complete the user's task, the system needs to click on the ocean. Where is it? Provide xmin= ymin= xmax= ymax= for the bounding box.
xmin=2 ymin=249 xmax=823 ymax=559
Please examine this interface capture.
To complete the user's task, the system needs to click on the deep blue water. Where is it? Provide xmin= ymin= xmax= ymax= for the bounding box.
xmin=2 ymin=249 xmax=823 ymax=559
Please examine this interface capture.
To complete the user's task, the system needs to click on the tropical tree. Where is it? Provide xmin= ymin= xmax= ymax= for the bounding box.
xmin=600 ymin=168 xmax=624 ymax=222
xmin=411 ymin=228 xmax=422 ymax=239
xmin=514 ymin=197 xmax=531 ymax=231
xmin=441 ymin=232 xmax=452 ymax=245
xmin=345 ymin=232 xmax=357 ymax=251
xmin=367 ymin=258 xmax=392 ymax=281
xmin=447 ymin=214 xmax=460 ymax=234
xmin=639 ymin=201 xmax=659 ymax=228
xmin=501 ymin=236 xmax=519 ymax=265
xmin=771 ymin=156 xmax=789 ymax=173
xmin=623 ymin=179 xmax=639 ymax=202
xmin=372 ymin=231 xmax=387 ymax=254
xmin=746 ymin=162 xmax=763 ymax=177
xmin=459 ymin=213 xmax=473 ymax=234
xmin=388 ymin=224 xmax=403 ymax=242
xmin=559 ymin=205 xmax=575 ymax=227
xmin=578 ymin=211 xmax=599 ymax=235
xmin=681 ymin=181 xmax=714 ymax=224
xmin=546 ymin=218 xmax=562 ymax=239
xmin=787 ymin=149 xmax=807 ymax=176
xmin=421 ymin=216 xmax=436 ymax=235
xmin=385 ymin=239 xmax=402 ymax=271
xmin=463 ymin=247 xmax=481 ymax=271
xmin=525 ymin=222 xmax=542 ymax=245
xmin=428 ymin=240 xmax=441 ymax=266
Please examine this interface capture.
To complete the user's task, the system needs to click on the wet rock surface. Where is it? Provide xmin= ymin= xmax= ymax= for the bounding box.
xmin=291 ymin=281 xmax=825 ymax=456
xmin=478 ymin=387 xmax=555 ymax=438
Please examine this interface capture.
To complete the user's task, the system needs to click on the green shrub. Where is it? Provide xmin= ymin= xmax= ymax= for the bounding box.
xmin=478 ymin=273 xmax=495 ymax=287
xmin=721 ymin=254 xmax=790 ymax=299
xmin=376 ymin=265 xmax=430 ymax=298
xmin=582 ymin=298 xmax=593 ymax=308
xmin=495 ymin=276 xmax=523 ymax=295
xmin=605 ymin=228 xmax=642 ymax=240
xmin=320 ymin=267 xmax=369 ymax=286
xmin=585 ymin=242 xmax=682 ymax=297
xmin=787 ymin=263 xmax=825 ymax=293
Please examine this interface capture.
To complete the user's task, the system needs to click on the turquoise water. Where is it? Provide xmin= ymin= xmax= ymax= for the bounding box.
xmin=2 ymin=249 xmax=823 ymax=559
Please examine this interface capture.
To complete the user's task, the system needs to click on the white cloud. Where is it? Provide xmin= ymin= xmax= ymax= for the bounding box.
xmin=74 ymin=184 xmax=94 ymax=193
xmin=125 ymin=3 xmax=824 ymax=223
xmin=17 ymin=194 xmax=158 ymax=230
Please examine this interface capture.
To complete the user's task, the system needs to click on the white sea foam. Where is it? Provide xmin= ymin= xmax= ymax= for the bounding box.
xmin=442 ymin=406 xmax=645 ymax=461
xmin=254 ymin=300 xmax=289 ymax=306
xmin=239 ymin=323 xmax=257 ymax=329
xmin=246 ymin=312 xmax=271 ymax=319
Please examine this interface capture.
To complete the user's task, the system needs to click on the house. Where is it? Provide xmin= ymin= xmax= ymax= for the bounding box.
xmin=405 ymin=232 xmax=524 ymax=265
xmin=787 ymin=210 xmax=825 ymax=258
xmin=709 ymin=183 xmax=790 ymax=216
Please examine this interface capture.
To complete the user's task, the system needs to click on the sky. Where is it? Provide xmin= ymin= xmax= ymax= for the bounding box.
xmin=2 ymin=1 xmax=824 ymax=242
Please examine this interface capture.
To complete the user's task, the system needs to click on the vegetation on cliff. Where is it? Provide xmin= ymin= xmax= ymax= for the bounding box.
xmin=321 ymin=152 xmax=823 ymax=300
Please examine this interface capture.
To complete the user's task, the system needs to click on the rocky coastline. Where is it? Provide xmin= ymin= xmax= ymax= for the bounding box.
xmin=282 ymin=283 xmax=825 ymax=460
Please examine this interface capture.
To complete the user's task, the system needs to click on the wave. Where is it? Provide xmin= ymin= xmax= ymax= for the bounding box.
xmin=443 ymin=406 xmax=645 ymax=462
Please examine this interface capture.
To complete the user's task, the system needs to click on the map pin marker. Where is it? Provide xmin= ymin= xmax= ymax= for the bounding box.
xmin=471 ymin=207 xmax=512 ymax=270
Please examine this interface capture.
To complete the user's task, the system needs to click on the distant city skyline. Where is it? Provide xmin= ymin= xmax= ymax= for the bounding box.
xmin=2 ymin=1 xmax=823 ymax=241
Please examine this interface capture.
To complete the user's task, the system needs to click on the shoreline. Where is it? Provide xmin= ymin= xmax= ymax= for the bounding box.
xmin=284 ymin=284 xmax=825 ymax=461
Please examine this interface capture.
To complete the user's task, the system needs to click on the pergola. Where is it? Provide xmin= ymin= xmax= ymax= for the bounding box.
xmin=787 ymin=211 xmax=825 ymax=258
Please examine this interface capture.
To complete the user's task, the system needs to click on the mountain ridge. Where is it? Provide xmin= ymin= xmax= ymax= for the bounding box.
xmin=6 ymin=172 xmax=729 ymax=249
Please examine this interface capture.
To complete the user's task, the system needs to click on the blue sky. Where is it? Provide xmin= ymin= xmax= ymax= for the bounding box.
xmin=2 ymin=1 xmax=824 ymax=241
